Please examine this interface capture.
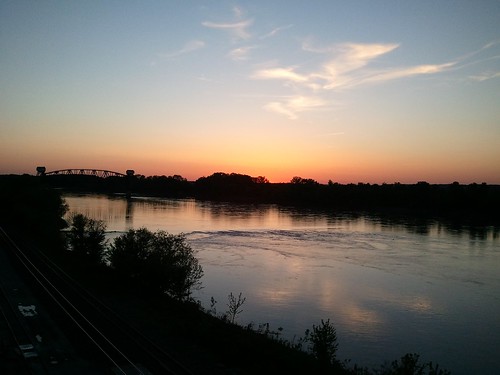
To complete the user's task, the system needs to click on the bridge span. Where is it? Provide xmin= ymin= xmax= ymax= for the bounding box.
xmin=36 ymin=167 xmax=135 ymax=178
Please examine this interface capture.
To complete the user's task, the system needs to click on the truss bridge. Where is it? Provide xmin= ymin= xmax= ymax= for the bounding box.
xmin=36 ymin=167 xmax=134 ymax=178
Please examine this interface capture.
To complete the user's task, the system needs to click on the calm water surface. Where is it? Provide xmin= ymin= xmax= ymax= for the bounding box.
xmin=64 ymin=193 xmax=500 ymax=374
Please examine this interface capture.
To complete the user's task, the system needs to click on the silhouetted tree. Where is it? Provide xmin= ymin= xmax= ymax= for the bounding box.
xmin=67 ymin=213 xmax=107 ymax=265
xmin=195 ymin=172 xmax=260 ymax=201
xmin=107 ymin=227 xmax=150 ymax=277
xmin=308 ymin=319 xmax=338 ymax=370
xmin=253 ymin=176 xmax=270 ymax=184
xmin=290 ymin=176 xmax=319 ymax=185
xmin=109 ymin=228 xmax=203 ymax=299
xmin=226 ymin=292 xmax=246 ymax=324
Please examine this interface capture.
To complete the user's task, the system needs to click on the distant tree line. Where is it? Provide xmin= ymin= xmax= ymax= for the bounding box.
xmin=39 ymin=172 xmax=500 ymax=222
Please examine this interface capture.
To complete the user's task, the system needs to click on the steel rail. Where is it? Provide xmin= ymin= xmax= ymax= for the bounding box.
xmin=0 ymin=281 xmax=40 ymax=374
xmin=0 ymin=228 xmax=140 ymax=374
xmin=1 ymin=227 xmax=195 ymax=375
xmin=31 ymin=245 xmax=195 ymax=375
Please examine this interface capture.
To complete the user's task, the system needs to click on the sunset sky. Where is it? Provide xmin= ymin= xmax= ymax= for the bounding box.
xmin=1 ymin=1 xmax=499 ymax=183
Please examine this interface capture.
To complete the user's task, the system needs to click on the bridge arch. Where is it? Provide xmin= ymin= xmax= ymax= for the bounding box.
xmin=36 ymin=167 xmax=134 ymax=178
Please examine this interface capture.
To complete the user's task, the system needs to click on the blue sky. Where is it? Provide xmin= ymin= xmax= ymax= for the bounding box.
xmin=1 ymin=1 xmax=499 ymax=183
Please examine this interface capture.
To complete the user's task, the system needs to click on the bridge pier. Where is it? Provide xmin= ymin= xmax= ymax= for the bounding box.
xmin=126 ymin=170 xmax=135 ymax=200
xmin=36 ymin=166 xmax=46 ymax=176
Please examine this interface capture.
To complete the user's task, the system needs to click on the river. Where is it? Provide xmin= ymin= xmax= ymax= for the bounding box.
xmin=63 ymin=193 xmax=500 ymax=374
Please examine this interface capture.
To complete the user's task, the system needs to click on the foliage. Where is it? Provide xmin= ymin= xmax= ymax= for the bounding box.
xmin=290 ymin=176 xmax=319 ymax=185
xmin=0 ymin=175 xmax=68 ymax=247
xmin=109 ymin=228 xmax=203 ymax=299
xmin=226 ymin=292 xmax=246 ymax=324
xmin=208 ymin=296 xmax=218 ymax=316
xmin=107 ymin=228 xmax=151 ymax=277
xmin=348 ymin=353 xmax=451 ymax=375
xmin=252 ymin=175 xmax=270 ymax=184
xmin=67 ymin=213 xmax=107 ymax=265
xmin=308 ymin=319 xmax=339 ymax=368
xmin=375 ymin=353 xmax=451 ymax=375
xmin=196 ymin=172 xmax=255 ymax=186
xmin=253 ymin=322 xmax=284 ymax=341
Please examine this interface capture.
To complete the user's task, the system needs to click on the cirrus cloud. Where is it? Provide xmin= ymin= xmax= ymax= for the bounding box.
xmin=264 ymin=96 xmax=328 ymax=120
xmin=228 ymin=46 xmax=256 ymax=61
xmin=253 ymin=42 xmax=458 ymax=119
xmin=253 ymin=67 xmax=309 ymax=82
xmin=469 ymin=71 xmax=500 ymax=81
xmin=202 ymin=19 xmax=253 ymax=40
xmin=161 ymin=40 xmax=206 ymax=59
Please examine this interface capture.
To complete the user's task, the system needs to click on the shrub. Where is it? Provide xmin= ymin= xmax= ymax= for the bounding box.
xmin=107 ymin=228 xmax=151 ymax=277
xmin=67 ymin=213 xmax=107 ymax=265
xmin=308 ymin=319 xmax=339 ymax=369
xmin=109 ymin=228 xmax=203 ymax=299
xmin=376 ymin=353 xmax=451 ymax=375
xmin=226 ymin=292 xmax=246 ymax=324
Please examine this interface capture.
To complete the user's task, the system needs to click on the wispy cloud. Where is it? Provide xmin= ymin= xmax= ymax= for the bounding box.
xmin=196 ymin=75 xmax=217 ymax=83
xmin=253 ymin=42 xmax=406 ymax=91
xmin=253 ymin=67 xmax=308 ymax=82
xmin=228 ymin=46 xmax=256 ymax=61
xmin=264 ymin=96 xmax=328 ymax=120
xmin=318 ymin=43 xmax=400 ymax=89
xmin=253 ymin=42 xmax=413 ymax=91
xmin=261 ymin=24 xmax=293 ymax=39
xmin=469 ymin=71 xmax=500 ymax=81
xmin=202 ymin=19 xmax=253 ymax=40
xmin=232 ymin=6 xmax=244 ymax=19
xmin=253 ymin=41 xmax=459 ymax=119
xmin=456 ymin=40 xmax=500 ymax=62
xmin=161 ymin=40 xmax=205 ymax=58
xmin=264 ymin=102 xmax=297 ymax=119
xmin=363 ymin=62 xmax=457 ymax=85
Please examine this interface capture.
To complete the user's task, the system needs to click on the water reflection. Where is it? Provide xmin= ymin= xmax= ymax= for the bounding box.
xmin=63 ymin=193 xmax=500 ymax=240
xmin=64 ymin=194 xmax=129 ymax=227
xmin=125 ymin=199 xmax=133 ymax=229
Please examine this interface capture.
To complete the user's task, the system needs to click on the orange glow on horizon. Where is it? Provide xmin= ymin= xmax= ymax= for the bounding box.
xmin=6 ymin=155 xmax=500 ymax=185
xmin=3 ymin=134 xmax=499 ymax=185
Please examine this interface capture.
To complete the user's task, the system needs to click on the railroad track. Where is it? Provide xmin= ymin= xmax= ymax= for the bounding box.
xmin=0 ymin=227 xmax=195 ymax=375
xmin=0 ymin=275 xmax=44 ymax=374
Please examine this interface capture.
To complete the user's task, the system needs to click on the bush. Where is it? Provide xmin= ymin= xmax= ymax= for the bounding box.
xmin=376 ymin=353 xmax=451 ymax=375
xmin=106 ymin=228 xmax=150 ymax=277
xmin=109 ymin=228 xmax=203 ymax=299
xmin=226 ymin=292 xmax=246 ymax=324
xmin=67 ymin=213 xmax=107 ymax=265
xmin=308 ymin=319 xmax=339 ymax=369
